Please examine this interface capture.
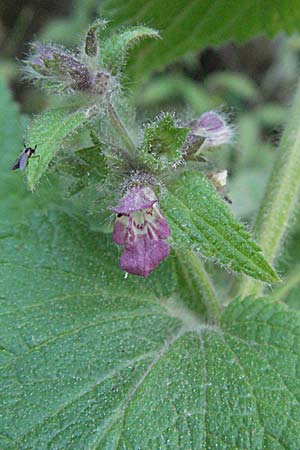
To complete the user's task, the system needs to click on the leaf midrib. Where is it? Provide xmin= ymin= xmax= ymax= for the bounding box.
xmin=166 ymin=191 xmax=274 ymax=279
xmin=15 ymin=327 xmax=185 ymax=448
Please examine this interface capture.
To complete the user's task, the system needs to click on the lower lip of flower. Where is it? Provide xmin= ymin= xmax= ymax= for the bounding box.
xmin=112 ymin=202 xmax=171 ymax=277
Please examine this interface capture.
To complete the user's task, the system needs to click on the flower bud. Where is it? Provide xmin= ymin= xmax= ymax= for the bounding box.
xmin=192 ymin=111 xmax=233 ymax=149
xmin=53 ymin=53 xmax=92 ymax=90
xmin=25 ymin=44 xmax=56 ymax=74
xmin=93 ymin=71 xmax=110 ymax=95
xmin=211 ymin=170 xmax=228 ymax=189
xmin=25 ymin=43 xmax=92 ymax=92
xmin=210 ymin=170 xmax=232 ymax=203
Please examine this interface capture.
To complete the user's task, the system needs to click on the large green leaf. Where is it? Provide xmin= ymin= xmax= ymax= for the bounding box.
xmin=1 ymin=214 xmax=300 ymax=448
xmin=100 ymin=0 xmax=300 ymax=81
xmin=26 ymin=108 xmax=88 ymax=191
xmin=161 ymin=170 xmax=279 ymax=283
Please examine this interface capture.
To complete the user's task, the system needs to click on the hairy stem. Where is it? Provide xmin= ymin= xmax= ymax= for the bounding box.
xmin=107 ymin=102 xmax=137 ymax=155
xmin=270 ymin=264 xmax=300 ymax=303
xmin=235 ymin=79 xmax=300 ymax=298
xmin=174 ymin=249 xmax=221 ymax=323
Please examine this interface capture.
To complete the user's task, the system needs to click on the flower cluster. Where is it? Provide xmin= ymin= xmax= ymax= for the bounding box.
xmin=24 ymin=43 xmax=112 ymax=96
xmin=112 ymin=186 xmax=171 ymax=277
xmin=110 ymin=111 xmax=233 ymax=278
xmin=22 ymin=22 xmax=234 ymax=279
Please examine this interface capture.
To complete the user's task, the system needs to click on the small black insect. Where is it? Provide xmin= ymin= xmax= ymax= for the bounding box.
xmin=12 ymin=144 xmax=39 ymax=171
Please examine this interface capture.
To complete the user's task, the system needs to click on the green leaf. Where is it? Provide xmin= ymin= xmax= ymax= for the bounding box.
xmin=235 ymin=78 xmax=300 ymax=298
xmin=101 ymin=25 xmax=159 ymax=75
xmin=173 ymin=249 xmax=220 ymax=322
xmin=26 ymin=107 xmax=88 ymax=191
xmin=269 ymin=263 xmax=300 ymax=310
xmin=56 ymin=144 xmax=107 ymax=196
xmin=85 ymin=18 xmax=108 ymax=57
xmin=141 ymin=114 xmax=189 ymax=170
xmin=161 ymin=170 xmax=279 ymax=283
xmin=1 ymin=215 xmax=300 ymax=449
xmin=100 ymin=0 xmax=300 ymax=81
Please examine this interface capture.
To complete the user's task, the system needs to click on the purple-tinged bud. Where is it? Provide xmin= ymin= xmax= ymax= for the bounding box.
xmin=25 ymin=43 xmax=93 ymax=92
xmin=54 ymin=53 xmax=92 ymax=90
xmin=93 ymin=71 xmax=110 ymax=95
xmin=192 ymin=111 xmax=234 ymax=149
xmin=27 ymin=43 xmax=55 ymax=64
xmin=36 ymin=45 xmax=56 ymax=62
xmin=24 ymin=37 xmax=114 ymax=96
xmin=28 ymin=56 xmax=47 ymax=73
xmin=26 ymin=44 xmax=56 ymax=74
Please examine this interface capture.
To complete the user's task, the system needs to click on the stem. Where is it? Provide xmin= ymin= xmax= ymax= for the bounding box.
xmin=89 ymin=127 xmax=132 ymax=162
xmin=235 ymin=79 xmax=300 ymax=298
xmin=270 ymin=264 xmax=300 ymax=303
xmin=174 ymin=249 xmax=221 ymax=323
xmin=107 ymin=102 xmax=137 ymax=155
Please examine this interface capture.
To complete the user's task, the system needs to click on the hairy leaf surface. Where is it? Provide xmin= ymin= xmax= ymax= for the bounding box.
xmin=161 ymin=171 xmax=279 ymax=283
xmin=26 ymin=108 xmax=88 ymax=191
xmin=101 ymin=25 xmax=159 ymax=74
xmin=101 ymin=0 xmax=300 ymax=81
xmin=0 ymin=215 xmax=299 ymax=449
xmin=141 ymin=114 xmax=189 ymax=170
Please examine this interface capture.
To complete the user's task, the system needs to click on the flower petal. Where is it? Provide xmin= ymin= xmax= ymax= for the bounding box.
xmin=192 ymin=111 xmax=234 ymax=148
xmin=120 ymin=234 xmax=170 ymax=277
xmin=112 ymin=214 xmax=130 ymax=245
xmin=196 ymin=111 xmax=225 ymax=133
xmin=145 ymin=205 xmax=171 ymax=239
xmin=112 ymin=186 xmax=157 ymax=214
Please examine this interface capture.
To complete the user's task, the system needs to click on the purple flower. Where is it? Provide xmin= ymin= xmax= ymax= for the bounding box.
xmin=112 ymin=186 xmax=171 ymax=277
xmin=26 ymin=43 xmax=92 ymax=92
xmin=192 ymin=111 xmax=233 ymax=149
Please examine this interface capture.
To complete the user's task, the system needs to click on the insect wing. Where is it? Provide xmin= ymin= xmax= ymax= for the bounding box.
xmin=11 ymin=150 xmax=29 ymax=171
xmin=12 ymin=146 xmax=37 ymax=171
xmin=18 ymin=152 xmax=30 ymax=170
xmin=11 ymin=152 xmax=25 ymax=170
xmin=11 ymin=157 xmax=21 ymax=170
